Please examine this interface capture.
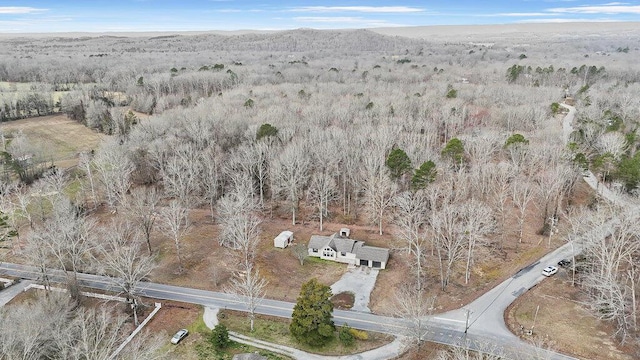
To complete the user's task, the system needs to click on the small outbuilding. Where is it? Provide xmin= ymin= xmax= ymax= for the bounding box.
xmin=274 ymin=231 xmax=294 ymax=249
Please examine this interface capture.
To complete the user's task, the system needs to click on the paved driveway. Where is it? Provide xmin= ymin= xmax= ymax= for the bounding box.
xmin=330 ymin=266 xmax=379 ymax=313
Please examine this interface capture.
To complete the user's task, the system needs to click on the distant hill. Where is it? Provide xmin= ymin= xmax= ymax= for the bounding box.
xmin=371 ymin=22 xmax=640 ymax=41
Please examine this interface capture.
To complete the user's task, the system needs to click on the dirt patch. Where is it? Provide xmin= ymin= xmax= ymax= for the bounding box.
xmin=144 ymin=300 xmax=201 ymax=337
xmin=505 ymin=271 xmax=635 ymax=360
xmin=393 ymin=342 xmax=452 ymax=360
xmin=331 ymin=291 xmax=355 ymax=310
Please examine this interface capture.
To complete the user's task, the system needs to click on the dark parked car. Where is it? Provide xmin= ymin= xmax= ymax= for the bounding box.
xmin=558 ymin=259 xmax=571 ymax=268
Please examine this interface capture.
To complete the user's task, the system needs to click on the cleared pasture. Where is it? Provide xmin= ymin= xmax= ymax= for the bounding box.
xmin=0 ymin=114 xmax=104 ymax=168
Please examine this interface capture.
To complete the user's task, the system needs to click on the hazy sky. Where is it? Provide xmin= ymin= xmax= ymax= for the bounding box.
xmin=1 ymin=1 xmax=639 ymax=32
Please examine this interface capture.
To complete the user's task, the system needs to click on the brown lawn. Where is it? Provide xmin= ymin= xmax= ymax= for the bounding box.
xmin=0 ymin=114 xmax=104 ymax=168
xmin=506 ymin=272 xmax=636 ymax=360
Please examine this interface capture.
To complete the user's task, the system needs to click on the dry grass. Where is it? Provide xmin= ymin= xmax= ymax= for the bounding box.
xmin=0 ymin=114 xmax=104 ymax=168
xmin=506 ymin=272 xmax=635 ymax=360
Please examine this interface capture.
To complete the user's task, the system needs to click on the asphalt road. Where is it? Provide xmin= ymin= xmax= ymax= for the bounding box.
xmin=0 ymin=103 xmax=609 ymax=360
xmin=0 ymin=261 xmax=576 ymax=359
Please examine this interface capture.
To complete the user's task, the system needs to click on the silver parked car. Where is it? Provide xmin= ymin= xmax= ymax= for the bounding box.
xmin=171 ymin=329 xmax=188 ymax=344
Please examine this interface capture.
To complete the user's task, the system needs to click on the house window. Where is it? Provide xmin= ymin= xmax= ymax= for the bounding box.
xmin=340 ymin=252 xmax=346 ymax=256
xmin=312 ymin=249 xmax=318 ymax=253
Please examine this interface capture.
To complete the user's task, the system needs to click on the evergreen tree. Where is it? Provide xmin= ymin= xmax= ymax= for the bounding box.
xmin=504 ymin=133 xmax=529 ymax=148
xmin=210 ymin=323 xmax=230 ymax=349
xmin=0 ymin=210 xmax=17 ymax=247
xmin=289 ymin=278 xmax=335 ymax=346
xmin=256 ymin=123 xmax=278 ymax=141
xmin=441 ymin=138 xmax=465 ymax=169
xmin=411 ymin=160 xmax=437 ymax=190
xmin=385 ymin=148 xmax=412 ymax=180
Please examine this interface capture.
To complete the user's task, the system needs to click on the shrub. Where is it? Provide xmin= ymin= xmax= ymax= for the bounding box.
xmin=210 ymin=324 xmax=230 ymax=349
xmin=339 ymin=324 xmax=355 ymax=346
xmin=445 ymin=85 xmax=457 ymax=99
xmin=348 ymin=328 xmax=368 ymax=341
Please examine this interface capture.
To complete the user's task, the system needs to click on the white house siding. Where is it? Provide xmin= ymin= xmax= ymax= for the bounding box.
xmin=336 ymin=251 xmax=357 ymax=265
xmin=321 ymin=246 xmax=337 ymax=260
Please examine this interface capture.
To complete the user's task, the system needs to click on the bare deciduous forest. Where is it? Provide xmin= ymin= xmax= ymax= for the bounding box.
xmin=1 ymin=24 xmax=640 ymax=359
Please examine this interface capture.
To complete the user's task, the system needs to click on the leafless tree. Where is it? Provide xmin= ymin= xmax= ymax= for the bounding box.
xmin=158 ymin=200 xmax=190 ymax=273
xmin=361 ymin=155 xmax=397 ymax=235
xmin=14 ymin=187 xmax=34 ymax=230
xmin=117 ymin=331 xmax=167 ymax=360
xmin=511 ymin=177 xmax=536 ymax=245
xmin=307 ymin=170 xmax=337 ymax=231
xmin=98 ymin=220 xmax=156 ymax=325
xmin=534 ymin=163 xmax=576 ymax=234
xmin=44 ymin=196 xmax=97 ymax=298
xmin=291 ymin=243 xmax=308 ymax=266
xmin=226 ymin=263 xmax=268 ymax=332
xmin=430 ymin=201 xmax=466 ymax=291
xmin=0 ymin=292 xmax=74 ymax=360
xmin=126 ymin=186 xmax=160 ymax=255
xmin=489 ymin=163 xmax=513 ymax=249
xmin=161 ymin=142 xmax=203 ymax=207
xmin=461 ymin=200 xmax=495 ymax=284
xmin=79 ymin=151 xmax=97 ymax=209
xmin=394 ymin=190 xmax=429 ymax=290
xmin=394 ymin=284 xmax=436 ymax=349
xmin=201 ymin=147 xmax=222 ymax=222
xmin=597 ymin=132 xmax=627 ymax=161
xmin=435 ymin=346 xmax=503 ymax=360
xmin=216 ymin=177 xmax=261 ymax=266
xmin=23 ymin=227 xmax=55 ymax=290
xmin=93 ymin=138 xmax=133 ymax=211
xmin=66 ymin=307 xmax=129 ymax=360
xmin=271 ymin=142 xmax=310 ymax=225
xmin=580 ymin=209 xmax=640 ymax=343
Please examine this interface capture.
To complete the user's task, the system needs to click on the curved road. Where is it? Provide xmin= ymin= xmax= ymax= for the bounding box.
xmin=0 ymin=103 xmax=622 ymax=360
xmin=0 ymin=260 xmax=574 ymax=360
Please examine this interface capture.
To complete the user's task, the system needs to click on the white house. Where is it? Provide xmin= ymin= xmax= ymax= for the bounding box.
xmin=273 ymin=231 xmax=293 ymax=248
xmin=308 ymin=233 xmax=389 ymax=269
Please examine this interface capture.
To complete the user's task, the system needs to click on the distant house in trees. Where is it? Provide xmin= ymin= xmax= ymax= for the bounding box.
xmin=308 ymin=229 xmax=389 ymax=269
xmin=274 ymin=230 xmax=294 ymax=249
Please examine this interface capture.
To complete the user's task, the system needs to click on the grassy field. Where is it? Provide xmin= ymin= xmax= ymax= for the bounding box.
xmin=0 ymin=81 xmax=70 ymax=104
xmin=0 ymin=113 xmax=104 ymax=168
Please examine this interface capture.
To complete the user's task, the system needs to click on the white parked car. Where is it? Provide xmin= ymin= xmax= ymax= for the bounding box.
xmin=542 ymin=266 xmax=558 ymax=277
xmin=171 ymin=329 xmax=188 ymax=344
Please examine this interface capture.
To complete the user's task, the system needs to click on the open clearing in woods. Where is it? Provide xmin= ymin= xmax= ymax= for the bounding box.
xmin=0 ymin=114 xmax=104 ymax=168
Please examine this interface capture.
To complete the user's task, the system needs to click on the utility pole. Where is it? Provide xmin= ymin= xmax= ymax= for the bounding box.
xmin=531 ymin=304 xmax=540 ymax=335
xmin=464 ymin=308 xmax=472 ymax=334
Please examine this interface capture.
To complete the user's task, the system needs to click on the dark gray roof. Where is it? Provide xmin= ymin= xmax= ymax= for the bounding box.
xmin=334 ymin=238 xmax=361 ymax=253
xmin=355 ymin=245 xmax=389 ymax=263
xmin=308 ymin=234 xmax=389 ymax=263
xmin=309 ymin=235 xmax=332 ymax=249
